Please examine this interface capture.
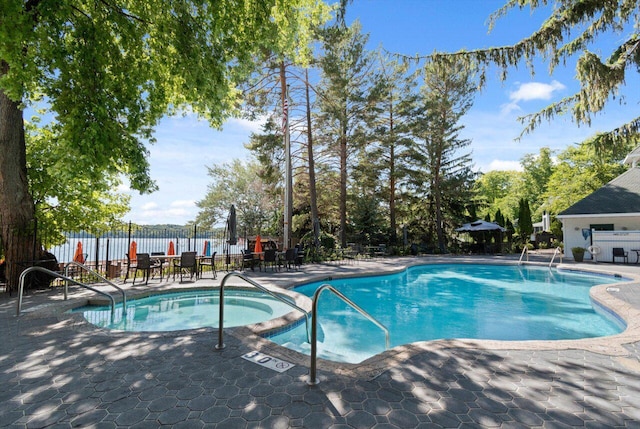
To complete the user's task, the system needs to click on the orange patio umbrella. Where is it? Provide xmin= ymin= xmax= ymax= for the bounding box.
xmin=254 ymin=235 xmax=263 ymax=253
xmin=73 ymin=241 xmax=85 ymax=264
xmin=168 ymin=241 xmax=176 ymax=256
xmin=129 ymin=241 xmax=137 ymax=262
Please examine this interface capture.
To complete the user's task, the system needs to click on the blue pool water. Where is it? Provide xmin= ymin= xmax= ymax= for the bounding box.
xmin=268 ymin=264 xmax=625 ymax=363
xmin=73 ymin=290 xmax=295 ymax=332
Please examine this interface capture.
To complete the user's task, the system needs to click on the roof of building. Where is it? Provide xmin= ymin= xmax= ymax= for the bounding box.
xmin=624 ymin=146 xmax=640 ymax=167
xmin=558 ymin=167 xmax=640 ymax=216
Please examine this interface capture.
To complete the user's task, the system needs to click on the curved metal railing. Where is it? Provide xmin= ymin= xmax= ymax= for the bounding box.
xmin=215 ymin=271 xmax=311 ymax=350
xmin=518 ymin=246 xmax=529 ymax=265
xmin=16 ymin=266 xmax=116 ymax=317
xmin=308 ymin=284 xmax=390 ymax=385
xmin=63 ymin=261 xmax=127 ymax=314
xmin=548 ymin=247 xmax=564 ymax=268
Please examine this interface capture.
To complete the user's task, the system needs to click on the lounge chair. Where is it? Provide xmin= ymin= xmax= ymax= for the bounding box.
xmin=613 ymin=247 xmax=628 ymax=263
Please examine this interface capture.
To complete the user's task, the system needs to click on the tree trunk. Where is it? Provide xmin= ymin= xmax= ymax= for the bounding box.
xmin=339 ymin=122 xmax=348 ymax=248
xmin=305 ymin=69 xmax=321 ymax=251
xmin=0 ymin=60 xmax=39 ymax=294
xmin=388 ymin=95 xmax=397 ymax=244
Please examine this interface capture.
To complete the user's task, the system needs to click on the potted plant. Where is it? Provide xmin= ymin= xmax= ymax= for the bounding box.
xmin=571 ymin=246 xmax=585 ymax=262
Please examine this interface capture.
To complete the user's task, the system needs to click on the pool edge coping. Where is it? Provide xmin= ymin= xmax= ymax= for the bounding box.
xmin=252 ymin=258 xmax=640 ymax=380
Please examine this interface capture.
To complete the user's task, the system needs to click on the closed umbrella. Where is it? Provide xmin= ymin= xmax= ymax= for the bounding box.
xmin=203 ymin=240 xmax=211 ymax=256
xmin=128 ymin=241 xmax=137 ymax=263
xmin=73 ymin=241 xmax=85 ymax=263
xmin=168 ymin=241 xmax=175 ymax=256
xmin=254 ymin=235 xmax=262 ymax=253
xmin=228 ymin=205 xmax=237 ymax=245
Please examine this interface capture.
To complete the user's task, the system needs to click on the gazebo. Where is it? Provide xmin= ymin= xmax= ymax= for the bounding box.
xmin=456 ymin=220 xmax=506 ymax=254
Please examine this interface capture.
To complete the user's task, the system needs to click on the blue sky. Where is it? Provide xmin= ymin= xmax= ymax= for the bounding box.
xmin=124 ymin=0 xmax=638 ymax=225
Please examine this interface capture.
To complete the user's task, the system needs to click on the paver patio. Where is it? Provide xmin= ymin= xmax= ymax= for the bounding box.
xmin=2 ymin=255 xmax=640 ymax=428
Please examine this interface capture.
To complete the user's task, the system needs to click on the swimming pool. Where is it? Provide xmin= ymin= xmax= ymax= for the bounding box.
xmin=73 ymin=289 xmax=297 ymax=332
xmin=267 ymin=264 xmax=626 ymax=363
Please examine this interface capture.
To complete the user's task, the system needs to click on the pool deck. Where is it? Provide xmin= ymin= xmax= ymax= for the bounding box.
xmin=3 ymin=254 xmax=640 ymax=428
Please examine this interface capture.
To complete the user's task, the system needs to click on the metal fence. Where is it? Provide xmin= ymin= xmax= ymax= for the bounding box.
xmin=1 ymin=220 xmax=248 ymax=282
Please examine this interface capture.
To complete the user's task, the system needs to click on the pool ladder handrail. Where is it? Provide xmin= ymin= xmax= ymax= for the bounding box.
xmin=548 ymin=246 xmax=563 ymax=268
xmin=16 ymin=266 xmax=117 ymax=318
xmin=308 ymin=284 xmax=390 ymax=386
xmin=518 ymin=246 xmax=529 ymax=265
xmin=215 ymin=271 xmax=312 ymax=350
xmin=63 ymin=261 xmax=127 ymax=314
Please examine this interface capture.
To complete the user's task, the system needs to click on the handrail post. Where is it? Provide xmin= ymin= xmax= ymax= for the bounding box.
xmin=216 ymin=273 xmax=227 ymax=350
xmin=17 ymin=266 xmax=116 ymax=317
xmin=308 ymin=284 xmax=390 ymax=386
xmin=215 ymin=271 xmax=311 ymax=350
xmin=64 ymin=261 xmax=127 ymax=315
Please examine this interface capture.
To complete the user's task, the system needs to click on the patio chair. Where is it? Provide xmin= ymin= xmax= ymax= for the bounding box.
xmin=150 ymin=252 xmax=165 ymax=281
xmin=295 ymin=244 xmax=304 ymax=267
xmin=133 ymin=253 xmax=152 ymax=285
xmin=199 ymin=251 xmax=217 ymax=279
xmin=241 ymin=249 xmax=258 ymax=271
xmin=124 ymin=253 xmax=137 ymax=283
xmin=263 ymin=248 xmax=279 ymax=272
xmin=173 ymin=251 xmax=198 ymax=281
xmin=284 ymin=248 xmax=298 ymax=270
xmin=613 ymin=247 xmax=628 ymax=263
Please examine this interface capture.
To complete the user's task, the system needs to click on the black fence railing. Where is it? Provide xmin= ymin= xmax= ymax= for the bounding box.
xmin=1 ymin=220 xmax=249 ymax=283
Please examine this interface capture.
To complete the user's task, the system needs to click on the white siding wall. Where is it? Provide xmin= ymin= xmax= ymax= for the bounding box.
xmin=561 ymin=215 xmax=640 ymax=261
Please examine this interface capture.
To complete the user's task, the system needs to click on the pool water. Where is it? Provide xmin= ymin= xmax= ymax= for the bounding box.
xmin=267 ymin=264 xmax=625 ymax=363
xmin=73 ymin=289 xmax=295 ymax=332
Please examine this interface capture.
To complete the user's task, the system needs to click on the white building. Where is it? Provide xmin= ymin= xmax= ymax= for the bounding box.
xmin=556 ymin=166 xmax=640 ymax=262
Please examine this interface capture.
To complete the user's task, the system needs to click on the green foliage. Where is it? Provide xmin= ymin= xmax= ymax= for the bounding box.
xmin=195 ymin=159 xmax=280 ymax=236
xmin=473 ymin=170 xmax=523 ymax=221
xmin=1 ymin=0 xmax=333 ymax=216
xmin=542 ymin=142 xmax=627 ymax=214
xmin=349 ymin=193 xmax=386 ymax=245
xmin=518 ymin=198 xmax=533 ymax=238
xmin=430 ymin=0 xmax=640 ymax=150
xmin=26 ymin=119 xmax=129 ymax=243
xmin=521 ymin=147 xmax=555 ymax=212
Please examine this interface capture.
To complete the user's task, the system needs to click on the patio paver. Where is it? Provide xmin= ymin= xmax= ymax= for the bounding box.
xmin=2 ymin=255 xmax=640 ymax=428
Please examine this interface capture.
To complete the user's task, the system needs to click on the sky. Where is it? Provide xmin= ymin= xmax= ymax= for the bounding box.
xmin=123 ymin=0 xmax=639 ymax=225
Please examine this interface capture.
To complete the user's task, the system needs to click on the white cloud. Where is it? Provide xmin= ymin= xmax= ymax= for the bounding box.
xmin=142 ymin=202 xmax=158 ymax=210
xmin=509 ymin=80 xmax=566 ymax=102
xmin=486 ymin=160 xmax=523 ymax=172
xmin=499 ymin=80 xmax=566 ymax=116
xmin=499 ymin=101 xmax=522 ymax=116
xmin=170 ymin=200 xmax=196 ymax=209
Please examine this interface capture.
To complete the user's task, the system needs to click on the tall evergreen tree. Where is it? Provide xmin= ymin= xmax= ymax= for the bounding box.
xmin=405 ymin=58 xmax=477 ymax=253
xmin=518 ymin=198 xmax=533 ymax=239
xmin=316 ymin=21 xmax=375 ymax=247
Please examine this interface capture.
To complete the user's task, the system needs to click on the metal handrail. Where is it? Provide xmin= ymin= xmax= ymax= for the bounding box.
xmin=215 ymin=271 xmax=311 ymax=350
xmin=16 ymin=266 xmax=116 ymax=317
xmin=64 ymin=261 xmax=127 ymax=315
xmin=518 ymin=246 xmax=529 ymax=265
xmin=308 ymin=284 xmax=390 ymax=386
xmin=548 ymin=247 xmax=563 ymax=268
